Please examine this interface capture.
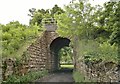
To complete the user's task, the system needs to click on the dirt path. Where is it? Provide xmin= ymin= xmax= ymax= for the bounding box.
xmin=35 ymin=69 xmax=74 ymax=82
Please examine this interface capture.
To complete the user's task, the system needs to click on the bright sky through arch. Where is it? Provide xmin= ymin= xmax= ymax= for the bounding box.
xmin=0 ymin=0 xmax=110 ymax=25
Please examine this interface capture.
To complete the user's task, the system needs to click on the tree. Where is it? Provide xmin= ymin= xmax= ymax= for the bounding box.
xmin=28 ymin=5 xmax=64 ymax=26
xmin=93 ymin=1 xmax=120 ymax=44
xmin=2 ymin=21 xmax=39 ymax=58
xmin=51 ymin=4 xmax=65 ymax=17
xmin=55 ymin=0 xmax=95 ymax=40
xmin=59 ymin=47 xmax=73 ymax=63
xmin=28 ymin=8 xmax=36 ymax=17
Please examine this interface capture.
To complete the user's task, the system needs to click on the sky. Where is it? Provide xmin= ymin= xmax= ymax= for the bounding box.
xmin=0 ymin=0 xmax=110 ymax=25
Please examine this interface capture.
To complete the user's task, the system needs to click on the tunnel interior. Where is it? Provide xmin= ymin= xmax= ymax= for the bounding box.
xmin=50 ymin=37 xmax=72 ymax=71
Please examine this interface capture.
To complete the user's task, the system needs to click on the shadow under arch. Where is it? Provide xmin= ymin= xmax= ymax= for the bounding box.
xmin=50 ymin=37 xmax=71 ymax=71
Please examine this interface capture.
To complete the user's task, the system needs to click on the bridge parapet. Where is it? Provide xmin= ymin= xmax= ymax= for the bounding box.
xmin=42 ymin=18 xmax=57 ymax=32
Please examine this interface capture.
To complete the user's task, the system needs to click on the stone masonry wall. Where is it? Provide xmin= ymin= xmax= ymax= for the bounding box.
xmin=27 ymin=31 xmax=59 ymax=72
xmin=76 ymin=60 xmax=120 ymax=82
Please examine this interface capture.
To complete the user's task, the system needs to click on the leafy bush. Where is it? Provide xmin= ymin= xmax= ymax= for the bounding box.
xmin=99 ymin=42 xmax=118 ymax=63
xmin=77 ymin=40 xmax=118 ymax=63
xmin=2 ymin=26 xmax=10 ymax=32
xmin=2 ymin=32 xmax=12 ymax=41
xmin=2 ymin=70 xmax=48 ymax=84
xmin=2 ymin=41 xmax=8 ymax=48
xmin=9 ymin=40 xmax=20 ymax=50
xmin=2 ymin=49 xmax=11 ymax=57
xmin=1 ymin=21 xmax=40 ymax=58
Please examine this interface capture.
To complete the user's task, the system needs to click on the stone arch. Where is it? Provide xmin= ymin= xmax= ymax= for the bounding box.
xmin=50 ymin=37 xmax=71 ymax=70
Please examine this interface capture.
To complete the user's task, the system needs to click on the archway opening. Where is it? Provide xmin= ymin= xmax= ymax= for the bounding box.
xmin=50 ymin=37 xmax=74 ymax=71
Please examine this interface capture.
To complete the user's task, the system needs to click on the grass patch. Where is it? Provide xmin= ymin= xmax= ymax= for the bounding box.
xmin=60 ymin=64 xmax=74 ymax=69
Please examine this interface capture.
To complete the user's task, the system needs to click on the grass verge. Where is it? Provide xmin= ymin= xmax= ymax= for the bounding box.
xmin=60 ymin=64 xmax=74 ymax=69
xmin=2 ymin=70 xmax=48 ymax=84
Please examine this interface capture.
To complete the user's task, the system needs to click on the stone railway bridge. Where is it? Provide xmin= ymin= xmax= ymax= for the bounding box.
xmin=2 ymin=19 xmax=72 ymax=80
xmin=23 ymin=18 xmax=72 ymax=72
xmin=27 ymin=30 xmax=71 ymax=72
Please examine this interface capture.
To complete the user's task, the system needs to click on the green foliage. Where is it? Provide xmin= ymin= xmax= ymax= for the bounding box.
xmin=2 ymin=70 xmax=48 ymax=84
xmin=78 ymin=40 xmax=118 ymax=63
xmin=55 ymin=0 xmax=96 ymax=39
xmin=2 ymin=32 xmax=12 ymax=41
xmin=9 ymin=39 xmax=20 ymax=50
xmin=95 ymin=2 xmax=120 ymax=44
xmin=51 ymin=4 xmax=65 ymax=16
xmin=54 ymin=0 xmax=119 ymax=64
xmin=59 ymin=47 xmax=73 ymax=64
xmin=55 ymin=0 xmax=120 ymax=45
xmin=99 ymin=42 xmax=118 ymax=63
xmin=29 ymin=4 xmax=64 ymax=26
xmin=2 ymin=21 xmax=40 ymax=58
xmin=73 ymin=71 xmax=93 ymax=82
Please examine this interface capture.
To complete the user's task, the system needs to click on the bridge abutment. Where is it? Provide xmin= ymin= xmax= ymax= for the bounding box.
xmin=27 ymin=31 xmax=59 ymax=72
